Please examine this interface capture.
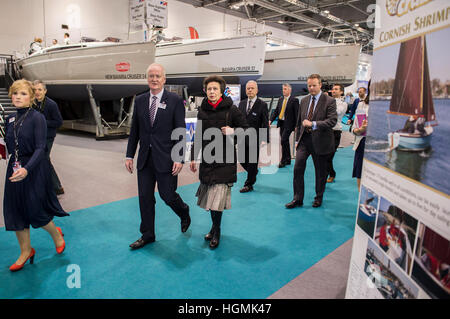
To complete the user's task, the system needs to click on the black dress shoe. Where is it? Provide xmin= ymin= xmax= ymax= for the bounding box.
xmin=285 ymin=200 xmax=303 ymax=209
xmin=239 ymin=185 xmax=254 ymax=193
xmin=278 ymin=163 xmax=286 ymax=168
xmin=312 ymin=200 xmax=322 ymax=208
xmin=181 ymin=215 xmax=191 ymax=233
xmin=129 ymin=238 xmax=154 ymax=250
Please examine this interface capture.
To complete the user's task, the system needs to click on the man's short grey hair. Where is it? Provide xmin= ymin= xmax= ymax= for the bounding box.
xmin=246 ymin=80 xmax=258 ymax=88
xmin=32 ymin=80 xmax=46 ymax=90
xmin=146 ymin=63 xmax=166 ymax=77
xmin=282 ymin=83 xmax=292 ymax=89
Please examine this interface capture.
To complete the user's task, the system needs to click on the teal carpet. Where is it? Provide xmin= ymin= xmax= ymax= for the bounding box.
xmin=0 ymin=147 xmax=358 ymax=299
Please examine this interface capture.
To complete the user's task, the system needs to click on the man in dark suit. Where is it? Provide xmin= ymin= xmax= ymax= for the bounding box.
xmin=32 ymin=80 xmax=64 ymax=195
xmin=237 ymin=80 xmax=269 ymax=193
xmin=286 ymin=74 xmax=337 ymax=209
xmin=125 ymin=63 xmax=190 ymax=249
xmin=269 ymin=83 xmax=299 ymax=168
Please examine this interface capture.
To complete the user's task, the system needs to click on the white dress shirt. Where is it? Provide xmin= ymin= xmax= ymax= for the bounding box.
xmin=333 ymin=97 xmax=347 ymax=131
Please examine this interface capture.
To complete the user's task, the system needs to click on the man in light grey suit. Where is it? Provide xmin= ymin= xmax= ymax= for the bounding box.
xmin=285 ymin=74 xmax=337 ymax=209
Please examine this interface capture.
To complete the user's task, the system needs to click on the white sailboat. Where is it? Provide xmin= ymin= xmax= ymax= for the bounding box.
xmin=16 ymin=35 xmax=267 ymax=101
xmin=16 ymin=41 xmax=156 ymax=101
xmin=257 ymin=44 xmax=361 ymax=97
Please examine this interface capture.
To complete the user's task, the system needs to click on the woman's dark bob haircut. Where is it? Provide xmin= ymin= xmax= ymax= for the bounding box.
xmin=203 ymin=75 xmax=227 ymax=93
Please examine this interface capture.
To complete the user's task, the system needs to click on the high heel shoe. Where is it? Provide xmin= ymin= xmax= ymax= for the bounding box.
xmin=9 ymin=248 xmax=36 ymax=272
xmin=56 ymin=227 xmax=66 ymax=254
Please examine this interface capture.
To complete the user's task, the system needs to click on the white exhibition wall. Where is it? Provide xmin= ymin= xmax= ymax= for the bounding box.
xmin=0 ymin=0 xmax=329 ymax=55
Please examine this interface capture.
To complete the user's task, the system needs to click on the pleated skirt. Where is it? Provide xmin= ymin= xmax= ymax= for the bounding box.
xmin=195 ymin=183 xmax=232 ymax=211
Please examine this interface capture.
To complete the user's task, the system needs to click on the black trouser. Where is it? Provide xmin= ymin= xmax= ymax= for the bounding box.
xmin=293 ymin=133 xmax=329 ymax=203
xmin=327 ymin=130 xmax=342 ymax=178
xmin=240 ymin=140 xmax=260 ymax=187
xmin=137 ymin=150 xmax=189 ymax=242
xmin=45 ymin=138 xmax=62 ymax=191
xmin=279 ymin=120 xmax=291 ymax=165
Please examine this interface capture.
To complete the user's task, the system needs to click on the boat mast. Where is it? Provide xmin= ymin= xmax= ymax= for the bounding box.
xmin=43 ymin=0 xmax=47 ymax=47
xmin=420 ymin=35 xmax=424 ymax=117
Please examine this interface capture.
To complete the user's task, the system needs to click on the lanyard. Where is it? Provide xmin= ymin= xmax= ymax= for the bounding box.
xmin=13 ymin=108 xmax=31 ymax=162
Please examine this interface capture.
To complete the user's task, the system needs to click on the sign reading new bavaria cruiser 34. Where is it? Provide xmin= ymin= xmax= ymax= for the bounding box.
xmin=346 ymin=0 xmax=450 ymax=299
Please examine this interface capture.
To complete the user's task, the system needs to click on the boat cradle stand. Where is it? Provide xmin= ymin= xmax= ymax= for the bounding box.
xmin=61 ymin=85 xmax=134 ymax=140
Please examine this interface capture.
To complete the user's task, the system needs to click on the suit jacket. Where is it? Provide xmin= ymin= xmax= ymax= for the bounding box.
xmin=126 ymin=89 xmax=186 ymax=173
xmin=296 ymin=93 xmax=337 ymax=155
xmin=270 ymin=96 xmax=299 ymax=132
xmin=34 ymin=97 xmax=63 ymax=140
xmin=238 ymin=97 xmax=269 ymax=142
xmin=348 ymin=98 xmax=361 ymax=120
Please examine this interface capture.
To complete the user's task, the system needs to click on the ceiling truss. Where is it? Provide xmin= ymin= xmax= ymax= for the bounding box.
xmin=182 ymin=0 xmax=375 ymax=54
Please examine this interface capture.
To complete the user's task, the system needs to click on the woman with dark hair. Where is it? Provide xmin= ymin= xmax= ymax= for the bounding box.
xmin=352 ymin=84 xmax=370 ymax=190
xmin=190 ymin=75 xmax=248 ymax=249
xmin=2 ymin=79 xmax=68 ymax=272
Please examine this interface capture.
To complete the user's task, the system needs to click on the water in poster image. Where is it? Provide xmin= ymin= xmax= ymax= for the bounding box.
xmin=364 ymin=99 xmax=450 ymax=195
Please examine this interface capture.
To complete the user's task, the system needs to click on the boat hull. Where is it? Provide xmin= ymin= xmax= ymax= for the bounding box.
xmin=397 ymin=133 xmax=432 ymax=151
xmin=155 ymin=35 xmax=266 ymax=95
xmin=17 ymin=42 xmax=156 ymax=101
xmin=257 ymin=44 xmax=361 ymax=97
xmin=412 ymin=256 xmax=450 ymax=298
xmin=359 ymin=205 xmax=377 ymax=222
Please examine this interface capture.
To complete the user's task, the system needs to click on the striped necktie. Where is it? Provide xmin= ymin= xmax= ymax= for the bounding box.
xmin=307 ymin=96 xmax=316 ymax=121
xmin=149 ymin=96 xmax=158 ymax=126
xmin=306 ymin=96 xmax=316 ymax=133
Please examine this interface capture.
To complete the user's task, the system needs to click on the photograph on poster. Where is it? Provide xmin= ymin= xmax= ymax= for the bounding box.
xmin=412 ymin=224 xmax=450 ymax=298
xmin=365 ymin=27 xmax=450 ymax=195
xmin=374 ymin=197 xmax=418 ymax=275
xmin=356 ymin=186 xmax=379 ymax=238
xmin=365 ymin=240 xmax=419 ymax=299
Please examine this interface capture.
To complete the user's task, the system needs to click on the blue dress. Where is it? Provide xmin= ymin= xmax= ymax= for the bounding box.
xmin=3 ymin=107 xmax=68 ymax=231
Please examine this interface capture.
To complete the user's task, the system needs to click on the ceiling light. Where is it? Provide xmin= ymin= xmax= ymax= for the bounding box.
xmin=354 ymin=23 xmax=359 ymax=27
xmin=324 ymin=10 xmax=330 ymax=14
xmin=278 ymin=20 xmax=284 ymax=24
xmin=313 ymin=29 xmax=318 ymax=32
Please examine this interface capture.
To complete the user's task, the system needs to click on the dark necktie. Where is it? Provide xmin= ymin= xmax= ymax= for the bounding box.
xmin=149 ymin=96 xmax=157 ymax=126
xmin=247 ymin=100 xmax=252 ymax=115
xmin=306 ymin=96 xmax=316 ymax=133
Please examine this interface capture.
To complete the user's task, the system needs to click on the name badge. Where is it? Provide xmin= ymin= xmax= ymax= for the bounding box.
xmin=9 ymin=117 xmax=15 ymax=123
xmin=13 ymin=161 xmax=22 ymax=173
xmin=158 ymin=102 xmax=166 ymax=110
